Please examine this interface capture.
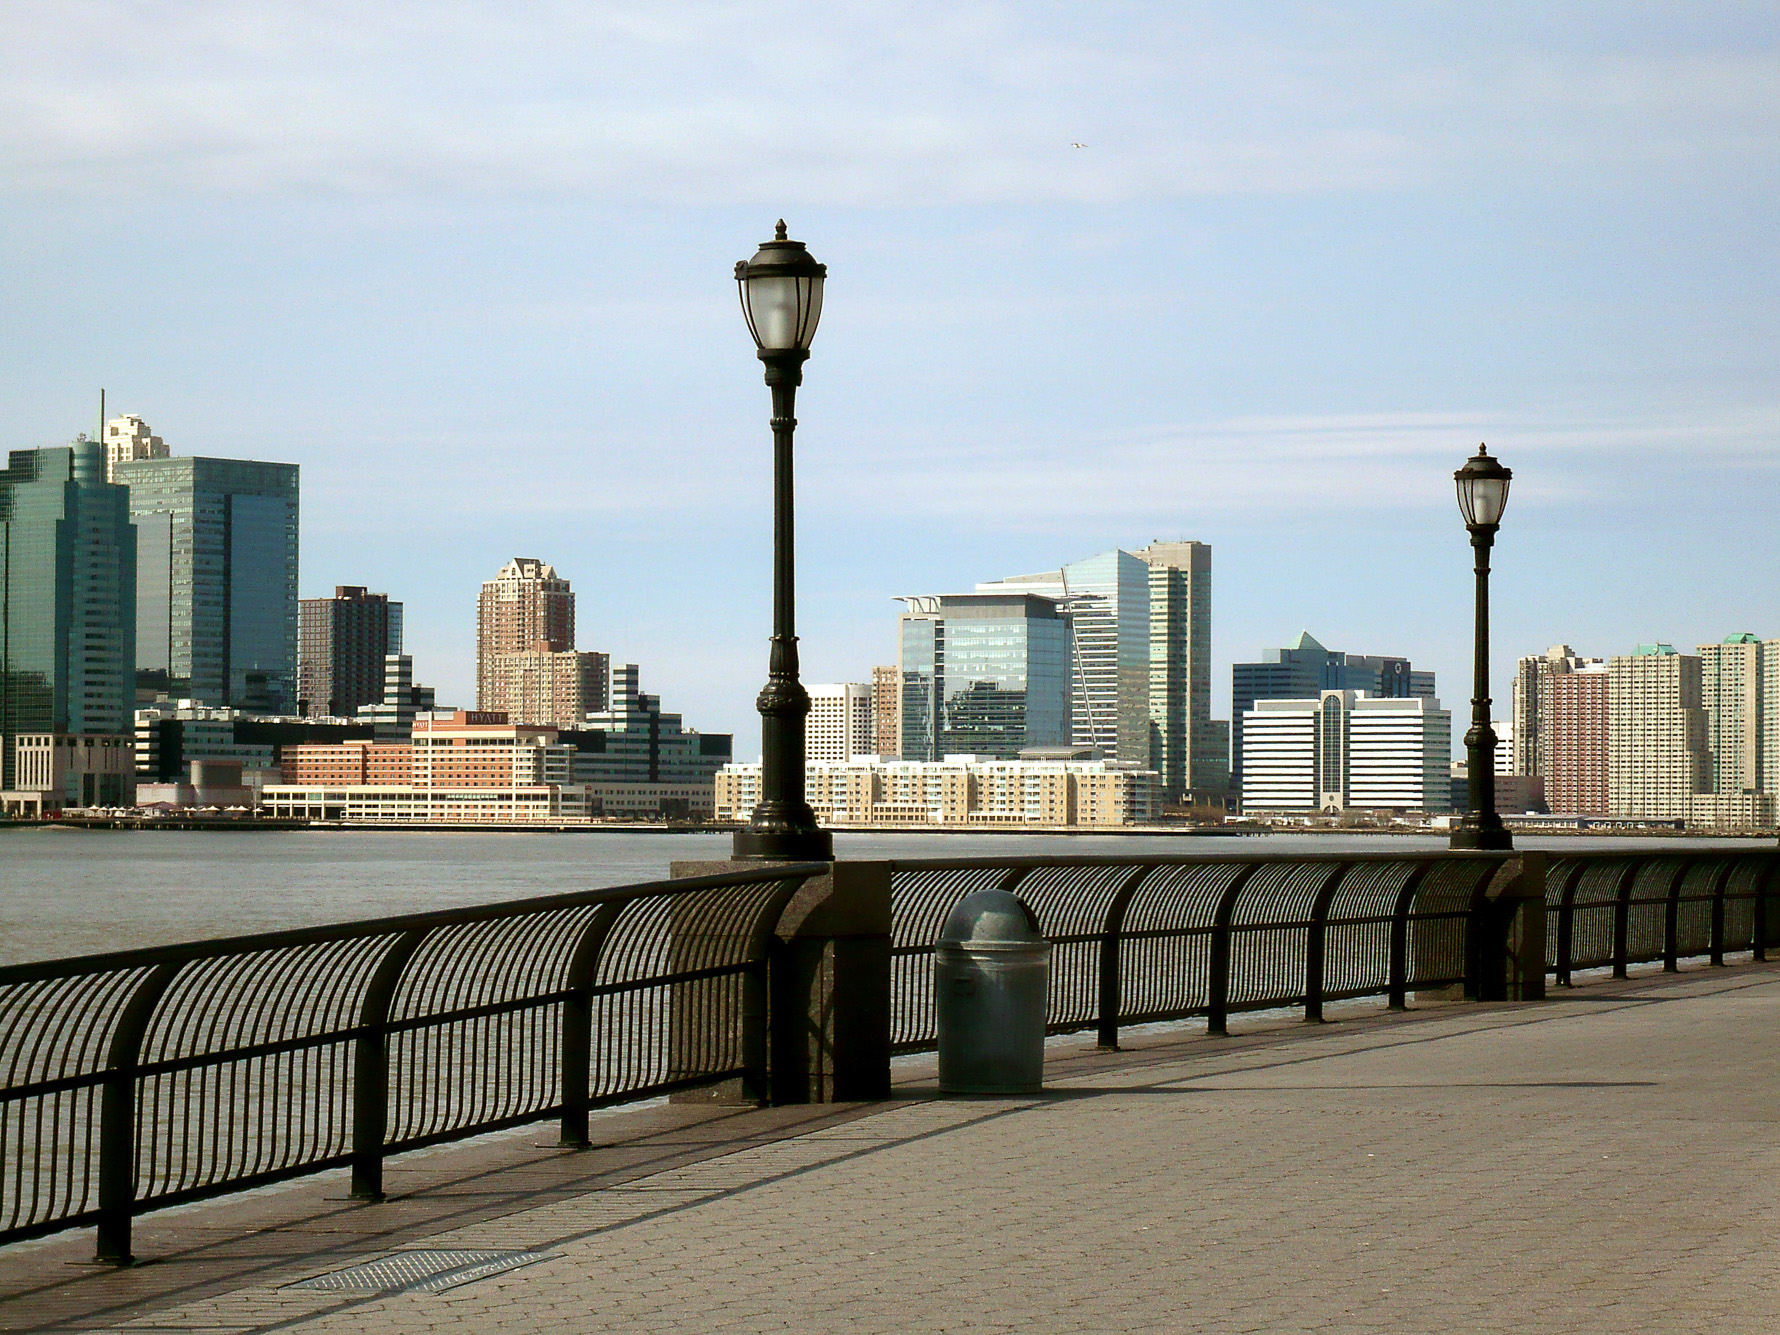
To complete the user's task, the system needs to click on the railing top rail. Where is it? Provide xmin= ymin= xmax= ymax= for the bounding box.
xmin=0 ymin=862 xmax=830 ymax=987
xmin=885 ymin=850 xmax=1523 ymax=874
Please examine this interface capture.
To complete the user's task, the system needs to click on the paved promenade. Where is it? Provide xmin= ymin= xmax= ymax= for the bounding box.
xmin=5 ymin=962 xmax=1779 ymax=1334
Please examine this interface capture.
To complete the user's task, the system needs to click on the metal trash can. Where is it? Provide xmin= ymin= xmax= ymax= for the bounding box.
xmin=935 ymin=889 xmax=1050 ymax=1094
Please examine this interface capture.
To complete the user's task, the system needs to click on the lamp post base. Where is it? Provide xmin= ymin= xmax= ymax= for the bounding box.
xmin=1449 ymin=817 xmax=1514 ymax=851
xmin=732 ymin=827 xmax=834 ymax=863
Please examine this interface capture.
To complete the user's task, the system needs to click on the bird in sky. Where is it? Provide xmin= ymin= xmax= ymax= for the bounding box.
xmin=1070 ymin=142 xmax=1087 ymax=148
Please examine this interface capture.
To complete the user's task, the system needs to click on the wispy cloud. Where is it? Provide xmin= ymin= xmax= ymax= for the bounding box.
xmin=3 ymin=3 xmax=1777 ymax=202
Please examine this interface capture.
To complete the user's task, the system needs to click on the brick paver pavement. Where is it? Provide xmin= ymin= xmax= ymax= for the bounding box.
xmin=7 ymin=962 xmax=1780 ymax=1333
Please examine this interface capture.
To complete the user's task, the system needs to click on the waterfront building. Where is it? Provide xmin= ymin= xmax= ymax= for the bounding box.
xmin=807 ymin=683 xmax=873 ymax=763
xmin=262 ymin=710 xmax=592 ymax=823
xmin=870 ymin=665 xmax=900 ymax=758
xmin=557 ymin=664 xmax=731 ymax=819
xmin=354 ymin=654 xmax=437 ymax=741
xmin=114 ymin=452 xmax=299 ymax=712
xmin=1239 ymin=692 xmax=1451 ymax=816
xmin=1606 ymin=645 xmax=1709 ymax=821
xmin=714 ymin=752 xmax=1160 ymax=827
xmin=1231 ymin=633 xmax=1436 ymax=799
xmin=476 ymin=558 xmax=574 ymax=708
xmin=978 ymin=549 xmax=1153 ymax=764
xmin=0 ymin=440 xmax=136 ymax=794
xmin=1512 ymin=645 xmax=1605 ymax=779
xmin=897 ymin=592 xmax=1071 ymax=762
xmin=298 ymin=586 xmax=402 ymax=718
xmin=134 ymin=700 xmax=372 ymax=781
xmin=1546 ymin=665 xmax=1610 ymax=816
xmin=1132 ymin=540 xmax=1223 ymax=804
xmin=483 ymin=645 xmax=608 ymax=730
xmin=102 ymin=414 xmax=167 ymax=481
xmin=1696 ymin=635 xmax=1778 ymax=797
xmin=2 ymin=734 xmax=135 ymax=813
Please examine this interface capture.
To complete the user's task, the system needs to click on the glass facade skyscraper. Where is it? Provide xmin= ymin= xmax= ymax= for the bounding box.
xmin=978 ymin=550 xmax=1151 ymax=764
xmin=0 ymin=441 xmax=136 ymax=788
xmin=897 ymin=593 xmax=1070 ymax=761
xmin=114 ymin=455 xmax=299 ymax=712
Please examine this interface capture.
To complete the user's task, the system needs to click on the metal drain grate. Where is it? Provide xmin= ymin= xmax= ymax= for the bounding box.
xmin=286 ymin=1248 xmax=549 ymax=1295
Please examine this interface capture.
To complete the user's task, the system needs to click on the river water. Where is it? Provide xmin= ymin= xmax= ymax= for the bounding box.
xmin=1 ymin=827 xmax=1769 ymax=966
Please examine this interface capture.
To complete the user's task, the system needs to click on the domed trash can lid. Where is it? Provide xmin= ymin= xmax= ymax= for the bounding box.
xmin=938 ymin=889 xmax=1046 ymax=950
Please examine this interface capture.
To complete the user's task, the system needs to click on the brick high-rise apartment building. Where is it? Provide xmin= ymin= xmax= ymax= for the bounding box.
xmin=871 ymin=665 xmax=900 ymax=758
xmin=477 ymin=558 xmax=576 ymax=714
xmin=298 ymin=586 xmax=402 ymax=718
xmin=1546 ymin=664 xmax=1608 ymax=815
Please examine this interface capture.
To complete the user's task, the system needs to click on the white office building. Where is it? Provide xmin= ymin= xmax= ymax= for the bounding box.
xmin=805 ymin=683 xmax=873 ymax=764
xmin=1240 ymin=691 xmax=1451 ymax=815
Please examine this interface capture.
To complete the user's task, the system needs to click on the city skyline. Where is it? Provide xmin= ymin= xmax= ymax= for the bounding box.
xmin=3 ymin=6 xmax=1776 ymax=753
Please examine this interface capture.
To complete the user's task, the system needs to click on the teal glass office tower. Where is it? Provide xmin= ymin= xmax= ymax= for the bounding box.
xmin=897 ymin=593 xmax=1071 ymax=761
xmin=0 ymin=441 xmax=136 ymax=788
xmin=114 ymin=456 xmax=298 ymax=713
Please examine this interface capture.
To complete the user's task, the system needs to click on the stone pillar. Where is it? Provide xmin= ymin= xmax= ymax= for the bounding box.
xmin=1467 ymin=853 xmax=1548 ymax=1003
xmin=669 ymin=860 xmax=891 ymax=1106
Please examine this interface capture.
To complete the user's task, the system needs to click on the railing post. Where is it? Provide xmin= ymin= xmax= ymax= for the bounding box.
xmin=1387 ymin=863 xmax=1434 ymax=1010
xmin=1662 ymin=860 xmax=1689 ymax=972
xmin=1555 ymin=861 xmax=1585 ymax=987
xmin=560 ymin=904 xmax=623 ymax=1147
xmin=1709 ymin=859 xmax=1731 ymax=966
xmin=1097 ymin=866 xmax=1156 ymax=1051
xmin=1206 ymin=864 xmax=1261 ymax=1037
xmin=1612 ymin=859 xmax=1641 ymax=979
xmin=352 ymin=929 xmax=427 ymax=1201
xmin=95 ymin=962 xmax=181 ymax=1265
xmin=1302 ymin=864 xmax=1350 ymax=1023
xmin=1756 ymin=855 xmax=1777 ymax=963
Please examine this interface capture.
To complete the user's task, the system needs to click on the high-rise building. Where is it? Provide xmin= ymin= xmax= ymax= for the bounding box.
xmin=102 ymin=414 xmax=167 ymax=481
xmin=806 ymin=683 xmax=873 ymax=763
xmin=482 ymin=645 xmax=608 ymax=730
xmin=1546 ymin=664 xmax=1609 ymax=815
xmin=298 ymin=586 xmax=402 ymax=718
xmin=1133 ymin=540 xmax=1220 ymax=802
xmin=1511 ymin=645 xmax=1603 ymax=778
xmin=476 ymin=558 xmax=574 ymax=708
xmin=1239 ymin=691 xmax=1451 ymax=815
xmin=1607 ymin=645 xmax=1709 ymax=820
xmin=978 ymin=549 xmax=1152 ymax=763
xmin=871 ymin=664 xmax=900 ymax=758
xmin=114 ymin=453 xmax=299 ymax=712
xmin=897 ymin=593 xmax=1071 ymax=761
xmin=1698 ymin=634 xmax=1766 ymax=795
xmin=1231 ymin=633 xmax=1434 ymax=799
xmin=0 ymin=440 xmax=136 ymax=794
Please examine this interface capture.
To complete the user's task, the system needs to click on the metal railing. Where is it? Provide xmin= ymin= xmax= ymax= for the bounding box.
xmin=0 ymin=863 xmax=825 ymax=1260
xmin=887 ymin=848 xmax=1780 ymax=1053
xmin=5 ymin=845 xmax=1778 ymax=1262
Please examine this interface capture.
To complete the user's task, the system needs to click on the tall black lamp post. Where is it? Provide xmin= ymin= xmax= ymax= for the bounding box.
xmin=732 ymin=222 xmax=834 ymax=863
xmin=1450 ymin=444 xmax=1514 ymax=851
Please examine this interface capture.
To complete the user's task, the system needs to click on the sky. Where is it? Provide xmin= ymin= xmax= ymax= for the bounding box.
xmin=3 ymin=2 xmax=1777 ymax=755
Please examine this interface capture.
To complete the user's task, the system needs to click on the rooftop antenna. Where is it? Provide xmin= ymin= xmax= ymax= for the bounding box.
xmin=98 ymin=388 xmax=105 ymax=443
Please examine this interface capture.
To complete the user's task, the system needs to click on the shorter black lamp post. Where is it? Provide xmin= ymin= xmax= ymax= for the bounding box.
xmin=1450 ymin=444 xmax=1513 ymax=851
xmin=731 ymin=222 xmax=834 ymax=862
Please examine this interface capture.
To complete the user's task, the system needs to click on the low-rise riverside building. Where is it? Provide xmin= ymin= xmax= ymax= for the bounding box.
xmin=0 ymin=733 xmax=136 ymax=814
xmin=261 ymin=710 xmax=592 ymax=823
xmin=1240 ymin=691 xmax=1451 ymax=817
xmin=714 ymin=752 xmax=1160 ymax=827
xmin=135 ymin=701 xmax=373 ymax=782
